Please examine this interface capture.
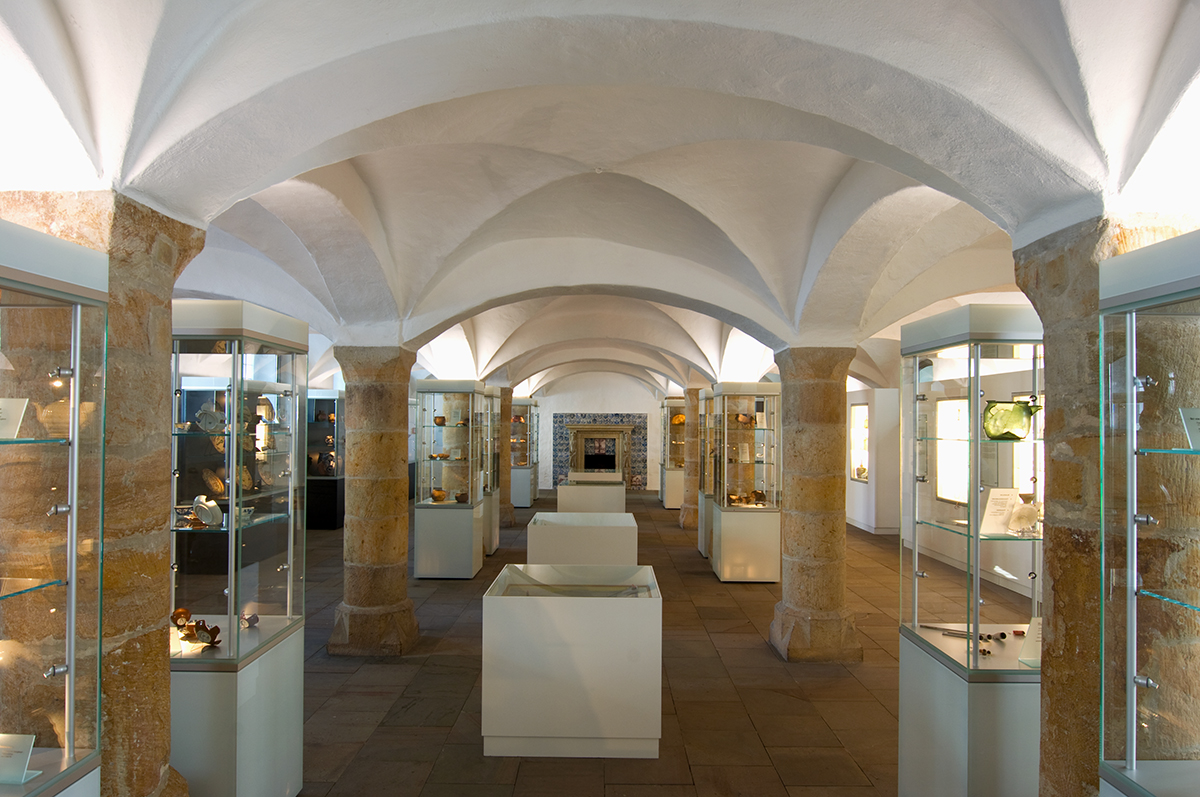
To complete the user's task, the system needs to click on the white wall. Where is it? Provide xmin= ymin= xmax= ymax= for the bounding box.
xmin=533 ymin=372 xmax=666 ymax=490
xmin=846 ymin=388 xmax=901 ymax=534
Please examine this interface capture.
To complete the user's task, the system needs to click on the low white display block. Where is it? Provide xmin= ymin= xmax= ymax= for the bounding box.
xmin=482 ymin=564 xmax=662 ymax=759
xmin=711 ymin=505 xmax=780 ymax=582
xmin=527 ymin=512 xmax=638 ymax=566
xmin=662 ymin=468 xmax=683 ymax=510
xmin=567 ymin=471 xmax=623 ymax=482
xmin=415 ymin=500 xmax=484 ymax=578
xmin=512 ymin=466 xmax=534 ymax=508
xmin=697 ymin=494 xmax=713 ymax=558
xmin=898 ymin=629 xmax=1039 ymax=797
xmin=484 ymin=492 xmax=500 ymax=555
xmin=558 ymin=481 xmax=626 ymax=513
xmin=171 ymin=625 xmax=303 ymax=797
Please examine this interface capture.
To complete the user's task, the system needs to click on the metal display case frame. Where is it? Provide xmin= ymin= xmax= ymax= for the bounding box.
xmin=306 ymin=389 xmax=344 ymax=530
xmin=483 ymin=386 xmax=500 ymax=555
xmin=511 ymin=397 xmax=537 ymax=508
xmin=660 ymin=397 xmax=685 ymax=509
xmin=0 ymin=219 xmax=107 ymax=797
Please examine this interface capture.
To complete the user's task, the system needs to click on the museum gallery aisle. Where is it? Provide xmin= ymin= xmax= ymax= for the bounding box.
xmin=296 ymin=491 xmax=1034 ymax=795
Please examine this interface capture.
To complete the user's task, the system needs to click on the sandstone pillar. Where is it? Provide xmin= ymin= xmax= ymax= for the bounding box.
xmin=1 ymin=192 xmax=204 ymax=797
xmin=498 ymin=387 xmax=516 ymax=526
xmin=678 ymin=388 xmax=700 ymax=529
xmin=1014 ymin=216 xmax=1196 ymax=797
xmin=327 ymin=346 xmax=420 ymax=656
xmin=769 ymin=347 xmax=862 ymax=662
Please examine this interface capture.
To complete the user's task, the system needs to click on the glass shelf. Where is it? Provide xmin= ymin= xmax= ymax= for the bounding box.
xmin=0 ymin=577 xmax=66 ymax=601
xmin=916 ymin=519 xmax=1042 ymax=541
xmin=1136 ymin=447 xmax=1200 ymax=455
xmin=0 ymin=437 xmax=70 ymax=446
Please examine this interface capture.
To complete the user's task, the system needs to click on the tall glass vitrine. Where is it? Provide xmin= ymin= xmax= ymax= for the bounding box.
xmin=414 ymin=380 xmax=485 ymax=578
xmin=660 ymin=397 xmax=685 ymax=509
xmin=169 ymin=299 xmax=307 ymax=796
xmin=0 ymin=220 xmax=106 ymax=796
xmin=709 ymin=382 xmax=781 ymax=582
xmin=698 ymin=388 xmax=713 ymax=557
xmin=483 ymin=386 xmax=500 ymax=555
xmin=897 ymin=304 xmax=1044 ymax=797
xmin=511 ymin=397 xmax=536 ymax=508
xmin=1099 ymin=229 xmax=1200 ymax=797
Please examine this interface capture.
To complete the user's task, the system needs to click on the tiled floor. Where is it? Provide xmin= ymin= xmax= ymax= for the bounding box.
xmin=299 ymin=492 xmax=907 ymax=796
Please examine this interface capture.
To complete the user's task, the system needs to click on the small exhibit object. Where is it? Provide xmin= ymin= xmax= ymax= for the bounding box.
xmin=982 ymin=399 xmax=1041 ymax=440
xmin=1018 ymin=617 xmax=1042 ymax=668
xmin=978 ymin=488 xmax=1021 ymax=537
xmin=0 ymin=734 xmax=40 ymax=785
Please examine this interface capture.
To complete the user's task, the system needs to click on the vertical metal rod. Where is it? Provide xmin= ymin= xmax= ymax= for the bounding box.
xmin=286 ymin=360 xmax=297 ymax=620
xmin=228 ymin=342 xmax=239 ymax=655
xmin=64 ymin=303 xmax=82 ymax=760
xmin=970 ymin=344 xmax=982 ymax=669
xmin=1032 ymin=344 xmax=1042 ymax=618
xmin=1124 ymin=313 xmax=1139 ymax=770
xmin=908 ymin=356 xmax=920 ymax=628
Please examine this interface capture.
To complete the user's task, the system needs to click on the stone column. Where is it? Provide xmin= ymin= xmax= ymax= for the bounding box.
xmin=1014 ymin=215 xmax=1196 ymax=796
xmin=498 ymin=388 xmax=516 ymax=526
xmin=327 ymin=347 xmax=420 ymax=656
xmin=1 ymin=192 xmax=204 ymax=797
xmin=769 ymin=347 xmax=863 ymax=663
xmin=678 ymin=388 xmax=700 ymax=529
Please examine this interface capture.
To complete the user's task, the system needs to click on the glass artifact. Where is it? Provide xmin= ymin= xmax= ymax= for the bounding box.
xmin=982 ymin=399 xmax=1041 ymax=440
xmin=0 ymin=220 xmax=106 ymax=793
xmin=1099 ymin=229 xmax=1200 ymax=797
xmin=170 ymin=300 xmax=307 ymax=666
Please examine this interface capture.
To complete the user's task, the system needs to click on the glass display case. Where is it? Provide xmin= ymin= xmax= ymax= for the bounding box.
xmin=169 ymin=300 xmax=308 ymax=665
xmin=1099 ymin=229 xmax=1200 ymax=797
xmin=0 ymin=219 xmax=106 ymax=795
xmin=709 ymin=382 xmax=781 ymax=582
xmin=698 ymin=388 xmax=713 ymax=557
xmin=511 ymin=397 xmax=536 ymax=508
xmin=660 ymin=397 xmax=685 ymax=509
xmin=483 ymin=386 xmax=500 ymax=555
xmin=306 ymin=390 xmax=344 ymax=530
xmin=414 ymin=380 xmax=485 ymax=578
xmin=897 ymin=304 xmax=1043 ymax=797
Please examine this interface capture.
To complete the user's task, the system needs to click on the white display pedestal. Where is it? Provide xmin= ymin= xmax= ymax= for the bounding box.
xmin=898 ymin=628 xmax=1039 ymax=797
xmin=56 ymin=767 xmax=99 ymax=797
xmin=414 ymin=500 xmax=484 ymax=578
xmin=697 ymin=494 xmax=713 ymax=558
xmin=171 ymin=625 xmax=304 ymax=797
xmin=558 ymin=481 xmax=626 ymax=513
xmin=661 ymin=468 xmax=683 ymax=509
xmin=710 ymin=505 xmax=780 ymax=582
xmin=567 ymin=471 xmax=623 ymax=482
xmin=527 ymin=512 xmax=638 ymax=566
xmin=532 ymin=464 xmax=541 ymax=501
xmin=10 ymin=758 xmax=100 ymax=797
xmin=512 ymin=466 xmax=534 ymax=508
xmin=484 ymin=492 xmax=500 ymax=555
xmin=482 ymin=564 xmax=662 ymax=758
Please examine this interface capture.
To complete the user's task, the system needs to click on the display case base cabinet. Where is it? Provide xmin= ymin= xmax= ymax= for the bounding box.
xmin=306 ymin=476 xmax=344 ymax=530
xmin=6 ymin=759 xmax=100 ymax=797
xmin=557 ymin=483 xmax=626 ymax=513
xmin=697 ymin=494 xmax=712 ymax=558
xmin=414 ymin=503 xmax=485 ymax=578
xmin=56 ymin=767 xmax=99 ymax=797
xmin=527 ymin=512 xmax=638 ymax=565
xmin=481 ymin=566 xmax=661 ymax=759
xmin=661 ymin=468 xmax=683 ymax=510
xmin=170 ymin=626 xmax=304 ymax=797
xmin=1101 ymin=762 xmax=1200 ymax=797
xmin=898 ymin=633 xmax=1039 ymax=797
xmin=512 ymin=466 xmax=534 ymax=508
xmin=710 ymin=506 xmax=780 ymax=582
xmin=484 ymin=492 xmax=500 ymax=555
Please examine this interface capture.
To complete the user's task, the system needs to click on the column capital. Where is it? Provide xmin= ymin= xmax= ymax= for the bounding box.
xmin=334 ymin=346 xmax=418 ymax=386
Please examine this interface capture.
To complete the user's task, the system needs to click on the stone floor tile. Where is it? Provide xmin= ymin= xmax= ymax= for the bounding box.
xmin=514 ymin=758 xmax=605 ymax=797
xmin=298 ymin=783 xmax=333 ymax=797
xmin=326 ymin=759 xmax=433 ymax=796
xmin=690 ymin=765 xmax=788 ymax=796
xmin=784 ymin=786 xmax=880 ymax=795
xmin=682 ymin=730 xmax=772 ymax=766
xmin=382 ymin=695 xmax=468 ymax=727
xmin=752 ymin=714 xmax=842 ymax=748
xmin=420 ymin=785 xmax=515 ymax=797
xmin=737 ymin=688 xmax=818 ymax=717
xmin=603 ymin=746 xmax=693 ymax=785
xmin=767 ymin=748 xmax=872 ymax=787
xmin=303 ymin=742 xmax=363 ymax=782
xmin=674 ymin=701 xmax=754 ymax=732
xmin=811 ymin=701 xmax=896 ymax=731
xmin=343 ymin=663 xmax=422 ymax=687
xmin=605 ymin=787 xmax=698 ymax=797
xmin=356 ymin=726 xmax=451 ymax=762
xmin=426 ymin=743 xmax=520 ymax=784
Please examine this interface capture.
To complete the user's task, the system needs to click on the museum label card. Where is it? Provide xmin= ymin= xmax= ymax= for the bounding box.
xmin=1179 ymin=408 xmax=1200 ymax=449
xmin=0 ymin=398 xmax=28 ymax=439
xmin=0 ymin=733 xmax=40 ymax=784
xmin=979 ymin=487 xmax=1021 ymax=537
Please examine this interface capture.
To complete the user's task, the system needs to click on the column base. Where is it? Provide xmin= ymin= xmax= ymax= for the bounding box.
xmin=500 ymin=501 xmax=517 ymax=528
xmin=327 ymin=599 xmax=420 ymax=656
xmin=677 ymin=501 xmax=698 ymax=530
xmin=769 ymin=602 xmax=863 ymax=663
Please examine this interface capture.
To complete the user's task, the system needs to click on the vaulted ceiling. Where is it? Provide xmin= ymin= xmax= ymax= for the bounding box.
xmin=4 ymin=1 xmax=1198 ymax=393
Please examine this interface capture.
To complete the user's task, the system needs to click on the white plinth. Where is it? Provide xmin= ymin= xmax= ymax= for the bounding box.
xmin=484 ymin=492 xmax=500 ymax=555
xmin=415 ymin=500 xmax=484 ymax=578
xmin=567 ymin=471 xmax=623 ymax=482
xmin=482 ymin=564 xmax=662 ymax=758
xmin=56 ymin=767 xmax=99 ymax=797
xmin=512 ymin=466 xmax=534 ymax=507
xmin=697 ymin=494 xmax=713 ymax=558
xmin=711 ymin=505 xmax=780 ymax=582
xmin=558 ymin=482 xmax=626 ymax=513
xmin=3 ymin=755 xmax=99 ymax=797
xmin=898 ymin=629 xmax=1039 ymax=797
xmin=171 ymin=625 xmax=304 ymax=797
xmin=527 ymin=512 xmax=638 ymax=566
xmin=662 ymin=468 xmax=683 ymax=510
